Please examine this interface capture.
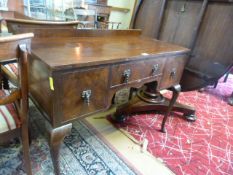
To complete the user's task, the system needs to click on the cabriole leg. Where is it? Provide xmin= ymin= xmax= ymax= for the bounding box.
xmin=49 ymin=123 xmax=72 ymax=175
xmin=161 ymin=84 xmax=181 ymax=133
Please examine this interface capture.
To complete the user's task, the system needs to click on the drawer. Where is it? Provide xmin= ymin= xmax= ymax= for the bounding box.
xmin=159 ymin=56 xmax=187 ymax=89
xmin=61 ymin=67 xmax=109 ymax=122
xmin=110 ymin=58 xmax=165 ymax=87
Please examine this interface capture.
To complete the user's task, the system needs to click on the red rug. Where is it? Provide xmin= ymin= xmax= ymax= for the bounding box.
xmin=110 ymin=75 xmax=233 ymax=175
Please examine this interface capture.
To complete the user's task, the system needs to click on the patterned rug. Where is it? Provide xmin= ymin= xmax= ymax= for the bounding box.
xmin=0 ymin=104 xmax=137 ymax=175
xmin=110 ymin=74 xmax=233 ymax=175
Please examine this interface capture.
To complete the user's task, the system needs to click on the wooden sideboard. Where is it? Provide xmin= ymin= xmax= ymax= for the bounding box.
xmin=29 ymin=34 xmax=188 ymax=126
xmin=26 ymin=29 xmax=189 ymax=174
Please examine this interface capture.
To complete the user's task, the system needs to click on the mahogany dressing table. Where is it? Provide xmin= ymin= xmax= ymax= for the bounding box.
xmin=25 ymin=29 xmax=190 ymax=174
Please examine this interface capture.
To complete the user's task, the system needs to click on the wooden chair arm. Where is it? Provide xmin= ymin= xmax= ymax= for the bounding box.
xmin=0 ymin=90 xmax=21 ymax=105
xmin=0 ymin=33 xmax=34 ymax=43
xmin=0 ymin=64 xmax=18 ymax=86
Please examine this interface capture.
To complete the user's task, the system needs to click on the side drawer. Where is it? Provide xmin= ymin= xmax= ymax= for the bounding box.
xmin=110 ymin=58 xmax=165 ymax=87
xmin=61 ymin=67 xmax=109 ymax=122
xmin=159 ymin=56 xmax=187 ymax=89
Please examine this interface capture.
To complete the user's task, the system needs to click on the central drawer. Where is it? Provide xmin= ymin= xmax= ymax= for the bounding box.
xmin=110 ymin=58 xmax=165 ymax=87
xmin=61 ymin=67 xmax=109 ymax=122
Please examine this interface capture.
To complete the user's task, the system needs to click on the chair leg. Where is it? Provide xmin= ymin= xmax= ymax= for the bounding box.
xmin=228 ymin=92 xmax=233 ymax=106
xmin=224 ymin=71 xmax=230 ymax=82
xmin=21 ymin=124 xmax=32 ymax=175
xmin=213 ymin=81 xmax=218 ymax=88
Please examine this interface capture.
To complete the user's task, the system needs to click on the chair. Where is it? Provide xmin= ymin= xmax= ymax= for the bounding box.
xmin=214 ymin=66 xmax=233 ymax=88
xmin=65 ymin=8 xmax=97 ymax=28
xmin=0 ymin=33 xmax=34 ymax=175
xmin=96 ymin=21 xmax=121 ymax=29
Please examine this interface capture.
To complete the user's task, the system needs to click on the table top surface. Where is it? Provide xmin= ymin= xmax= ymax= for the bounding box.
xmin=31 ymin=36 xmax=189 ymax=70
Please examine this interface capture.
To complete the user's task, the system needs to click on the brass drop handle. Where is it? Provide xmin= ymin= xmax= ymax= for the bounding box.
xmin=123 ymin=69 xmax=131 ymax=83
xmin=152 ymin=64 xmax=159 ymax=75
xmin=170 ymin=68 xmax=176 ymax=78
xmin=82 ymin=90 xmax=92 ymax=104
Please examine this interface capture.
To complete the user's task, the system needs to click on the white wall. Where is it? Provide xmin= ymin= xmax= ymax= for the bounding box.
xmin=107 ymin=0 xmax=136 ymax=29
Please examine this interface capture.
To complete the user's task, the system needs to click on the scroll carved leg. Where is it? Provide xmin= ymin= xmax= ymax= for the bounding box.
xmin=49 ymin=123 xmax=72 ymax=175
xmin=161 ymin=84 xmax=181 ymax=133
